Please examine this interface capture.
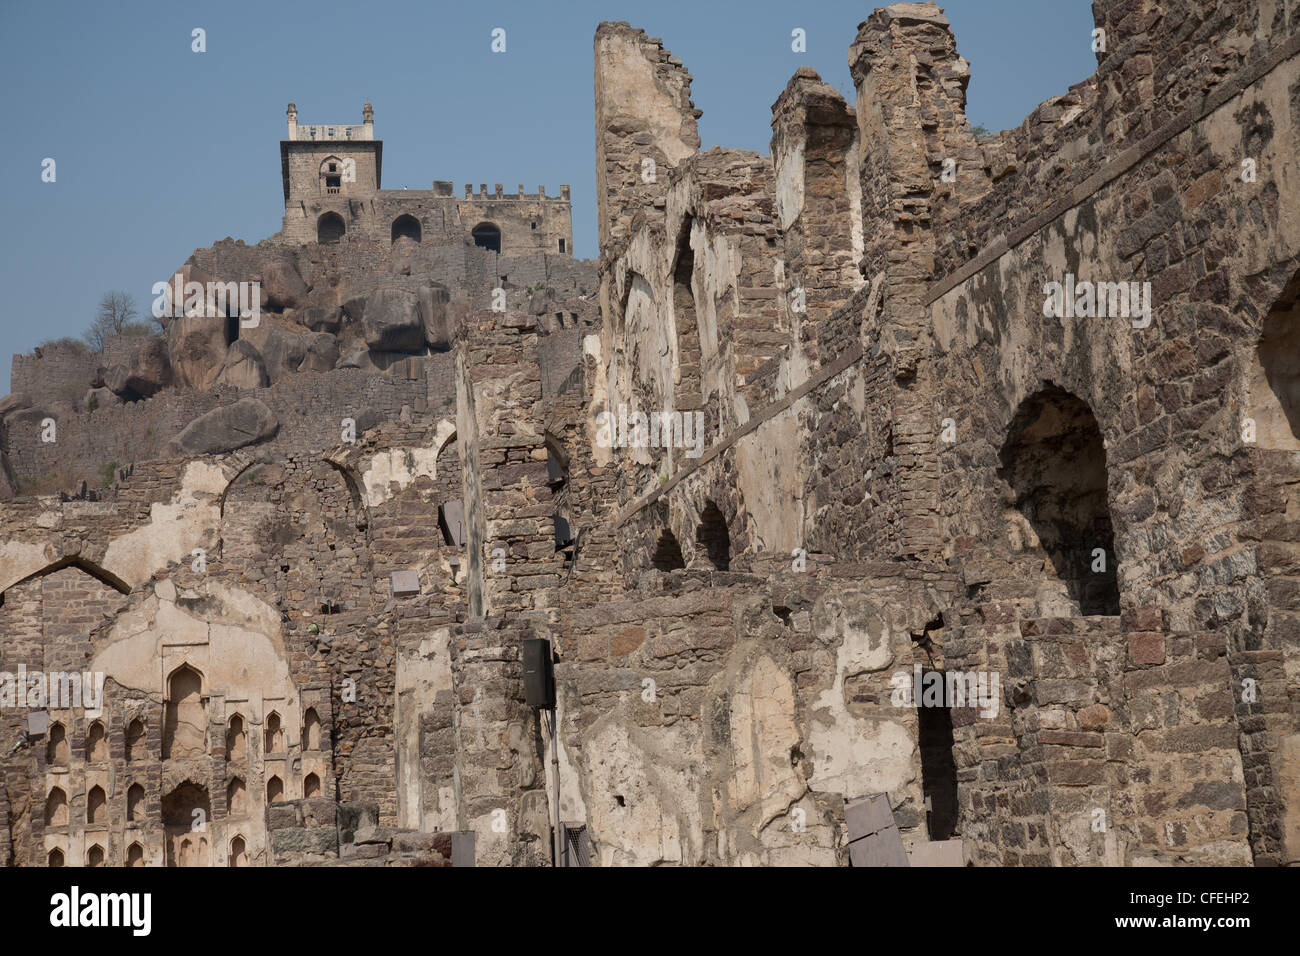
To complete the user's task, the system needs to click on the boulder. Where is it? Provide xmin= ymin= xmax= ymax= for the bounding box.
xmin=168 ymin=398 xmax=279 ymax=456
xmin=0 ymin=392 xmax=32 ymax=418
xmin=335 ymin=349 xmax=410 ymax=373
xmin=168 ymin=314 xmax=230 ymax=389
xmin=82 ymin=387 xmax=121 ymax=411
xmin=261 ymin=259 xmax=308 ymax=311
xmin=303 ymin=305 xmax=343 ymax=334
xmin=362 ymin=288 xmax=424 ymax=352
xmin=341 ymin=295 xmax=367 ymax=325
xmin=241 ymin=322 xmax=313 ymax=383
xmin=298 ymin=333 xmax=339 ymax=373
xmin=215 ymin=340 xmax=269 ymax=389
xmin=106 ymin=336 xmax=172 ymax=399
xmin=419 ymin=284 xmax=453 ymax=350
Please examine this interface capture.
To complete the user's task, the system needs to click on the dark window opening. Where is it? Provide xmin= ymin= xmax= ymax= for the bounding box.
xmin=554 ymin=512 xmax=573 ymax=551
xmin=531 ymin=222 xmax=537 ymax=230
xmin=917 ymin=680 xmax=959 ymax=841
xmin=319 ymin=601 xmax=341 ymax=615
xmin=998 ymin=384 xmax=1119 ymax=615
xmin=391 ymin=214 xmax=421 ymax=244
xmin=652 ymin=529 xmax=686 ymax=572
xmin=558 ymin=238 xmax=566 ymax=253
xmin=225 ymin=312 xmax=239 ymax=344
xmin=328 ymin=163 xmax=337 ymax=173
xmin=317 ymin=212 xmax=345 ymax=244
xmin=472 ymin=222 xmax=501 ymax=253
xmin=437 ymin=506 xmax=455 ymax=547
xmin=696 ymin=501 xmax=730 ymax=571
xmin=325 ymin=174 xmax=341 ymax=189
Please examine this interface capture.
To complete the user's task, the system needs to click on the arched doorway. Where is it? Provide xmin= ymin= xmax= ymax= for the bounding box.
xmin=471 ymin=222 xmax=501 ymax=253
xmin=391 ymin=214 xmax=421 ymax=244
xmin=998 ymin=384 xmax=1119 ymax=616
xmin=318 ymin=212 xmax=346 ymax=244
xmin=163 ymin=665 xmax=207 ymax=759
xmin=696 ymin=501 xmax=731 ymax=571
xmin=162 ymin=782 xmax=211 ymax=867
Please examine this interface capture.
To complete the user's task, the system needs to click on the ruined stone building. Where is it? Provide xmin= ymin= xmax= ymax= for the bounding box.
xmin=279 ymin=102 xmax=575 ymax=254
xmin=0 ymin=1 xmax=1298 ymax=867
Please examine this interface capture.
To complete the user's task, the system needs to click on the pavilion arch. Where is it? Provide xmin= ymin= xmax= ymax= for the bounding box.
xmin=45 ymin=787 xmax=67 ymax=826
xmin=391 ymin=214 xmax=421 ymax=244
xmin=471 ymin=221 xmax=501 ymax=253
xmin=48 ymin=848 xmax=65 ymax=867
xmin=162 ymin=664 xmax=207 ymax=760
xmin=318 ymin=211 xmax=346 ymax=244
xmin=127 ymin=783 xmax=145 ymax=822
xmin=303 ymin=707 xmax=321 ymax=751
xmin=87 ymin=785 xmax=106 ymax=825
xmin=265 ymin=711 xmax=284 ymax=753
xmin=997 ymin=383 xmax=1119 ymax=616
xmin=46 ymin=722 xmax=68 ymax=765
xmin=163 ymin=781 xmax=210 ymax=867
xmin=226 ymin=713 xmax=247 ymax=761
xmin=126 ymin=718 xmax=146 ymax=761
xmin=87 ymin=845 xmax=105 ymax=867
xmin=126 ymin=843 xmax=144 ymax=867
xmin=228 ymin=835 xmax=248 ymax=867
xmin=85 ymin=721 xmax=108 ymax=762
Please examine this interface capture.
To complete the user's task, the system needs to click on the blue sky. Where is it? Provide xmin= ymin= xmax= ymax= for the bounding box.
xmin=0 ymin=0 xmax=1095 ymax=394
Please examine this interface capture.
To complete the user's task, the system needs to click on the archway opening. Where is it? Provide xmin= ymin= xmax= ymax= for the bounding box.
xmin=652 ymin=529 xmax=686 ymax=572
xmin=304 ymin=708 xmax=321 ymax=751
xmin=86 ymin=722 xmax=107 ymax=762
xmin=317 ymin=212 xmax=346 ymax=244
xmin=264 ymin=712 xmax=283 ymax=753
xmin=226 ymin=714 xmax=246 ymax=761
xmin=696 ymin=501 xmax=731 ymax=571
xmin=162 ymin=782 xmax=211 ymax=867
xmin=391 ymin=214 xmax=421 ymax=244
xmin=472 ymin=222 xmax=501 ymax=253
xmin=998 ymin=385 xmax=1119 ymax=616
xmin=45 ymin=788 xmax=67 ymax=827
xmin=163 ymin=665 xmax=207 ymax=759
xmin=127 ymin=783 xmax=145 ymax=822
xmin=87 ymin=785 xmax=106 ymax=825
xmin=46 ymin=722 xmax=68 ymax=765
xmin=126 ymin=718 xmax=146 ymax=762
